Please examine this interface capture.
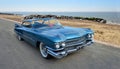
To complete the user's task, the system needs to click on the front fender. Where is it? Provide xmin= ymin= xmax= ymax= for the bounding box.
xmin=36 ymin=34 xmax=56 ymax=50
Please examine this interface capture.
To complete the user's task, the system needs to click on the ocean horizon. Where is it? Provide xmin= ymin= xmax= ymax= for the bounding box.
xmin=4 ymin=12 xmax=120 ymax=24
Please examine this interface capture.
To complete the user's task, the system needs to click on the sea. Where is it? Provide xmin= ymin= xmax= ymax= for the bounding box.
xmin=10 ymin=12 xmax=120 ymax=24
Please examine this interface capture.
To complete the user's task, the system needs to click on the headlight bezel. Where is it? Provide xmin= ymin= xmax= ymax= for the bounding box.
xmin=55 ymin=42 xmax=66 ymax=49
xmin=55 ymin=43 xmax=60 ymax=49
xmin=61 ymin=42 xmax=66 ymax=47
xmin=88 ymin=34 xmax=94 ymax=38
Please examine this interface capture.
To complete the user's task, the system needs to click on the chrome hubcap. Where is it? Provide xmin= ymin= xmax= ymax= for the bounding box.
xmin=39 ymin=42 xmax=48 ymax=57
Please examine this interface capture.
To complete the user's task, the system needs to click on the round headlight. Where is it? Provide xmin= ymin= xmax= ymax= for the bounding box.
xmin=55 ymin=44 xmax=60 ymax=49
xmin=61 ymin=43 xmax=65 ymax=47
xmin=88 ymin=34 xmax=91 ymax=38
xmin=88 ymin=34 xmax=92 ymax=38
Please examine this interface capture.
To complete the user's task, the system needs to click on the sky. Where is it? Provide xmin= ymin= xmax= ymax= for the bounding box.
xmin=0 ymin=0 xmax=119 ymax=12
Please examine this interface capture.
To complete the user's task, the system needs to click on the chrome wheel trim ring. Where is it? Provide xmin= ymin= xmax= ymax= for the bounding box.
xmin=39 ymin=42 xmax=48 ymax=58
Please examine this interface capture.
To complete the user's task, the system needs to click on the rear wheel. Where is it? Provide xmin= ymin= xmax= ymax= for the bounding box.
xmin=39 ymin=42 xmax=51 ymax=59
xmin=17 ymin=35 xmax=23 ymax=41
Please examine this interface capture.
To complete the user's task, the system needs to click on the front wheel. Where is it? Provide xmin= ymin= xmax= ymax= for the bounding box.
xmin=39 ymin=42 xmax=51 ymax=59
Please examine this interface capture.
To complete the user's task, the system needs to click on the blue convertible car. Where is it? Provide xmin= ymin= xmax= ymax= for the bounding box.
xmin=14 ymin=18 xmax=94 ymax=59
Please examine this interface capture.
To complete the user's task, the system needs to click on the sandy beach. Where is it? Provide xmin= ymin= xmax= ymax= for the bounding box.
xmin=0 ymin=14 xmax=120 ymax=47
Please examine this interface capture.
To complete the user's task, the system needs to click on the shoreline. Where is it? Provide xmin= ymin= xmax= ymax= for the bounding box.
xmin=1 ymin=12 xmax=120 ymax=25
xmin=20 ymin=15 xmax=120 ymax=25
xmin=2 ymin=12 xmax=120 ymax=25
xmin=0 ymin=14 xmax=120 ymax=47
xmin=106 ymin=22 xmax=120 ymax=25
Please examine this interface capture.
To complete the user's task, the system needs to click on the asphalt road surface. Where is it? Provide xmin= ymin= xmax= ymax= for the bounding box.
xmin=0 ymin=19 xmax=120 ymax=69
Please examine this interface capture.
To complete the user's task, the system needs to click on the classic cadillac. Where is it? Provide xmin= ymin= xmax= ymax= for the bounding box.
xmin=14 ymin=18 xmax=94 ymax=59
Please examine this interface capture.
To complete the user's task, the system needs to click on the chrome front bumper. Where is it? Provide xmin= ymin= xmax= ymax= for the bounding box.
xmin=47 ymin=40 xmax=93 ymax=59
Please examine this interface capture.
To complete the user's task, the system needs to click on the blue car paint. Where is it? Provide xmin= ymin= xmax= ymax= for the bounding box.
xmin=36 ymin=26 xmax=92 ymax=42
xmin=14 ymin=18 xmax=94 ymax=58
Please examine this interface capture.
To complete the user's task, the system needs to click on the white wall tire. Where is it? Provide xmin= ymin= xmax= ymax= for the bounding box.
xmin=17 ymin=35 xmax=23 ymax=41
xmin=39 ymin=42 xmax=51 ymax=59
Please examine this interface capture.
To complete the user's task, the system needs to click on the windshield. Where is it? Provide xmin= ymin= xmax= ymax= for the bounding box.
xmin=44 ymin=19 xmax=62 ymax=27
xmin=24 ymin=18 xmax=63 ymax=29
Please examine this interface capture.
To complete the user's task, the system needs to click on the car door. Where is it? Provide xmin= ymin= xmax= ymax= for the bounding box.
xmin=22 ymin=21 xmax=36 ymax=46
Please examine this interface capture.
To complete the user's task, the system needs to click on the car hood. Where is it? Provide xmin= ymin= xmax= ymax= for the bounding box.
xmin=36 ymin=26 xmax=93 ymax=42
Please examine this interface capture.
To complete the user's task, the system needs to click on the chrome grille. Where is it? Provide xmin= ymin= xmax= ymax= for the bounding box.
xmin=65 ymin=35 xmax=87 ymax=47
xmin=65 ymin=46 xmax=76 ymax=50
